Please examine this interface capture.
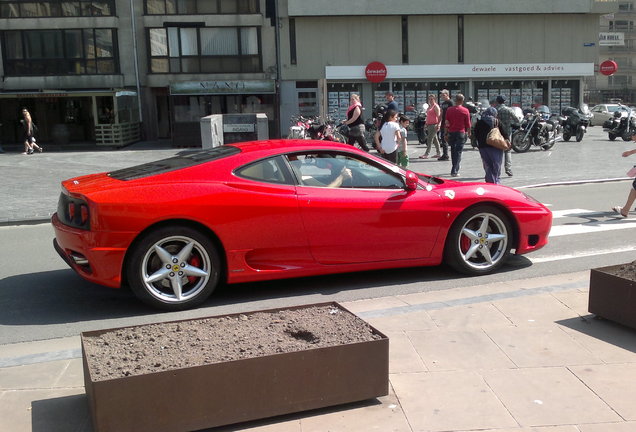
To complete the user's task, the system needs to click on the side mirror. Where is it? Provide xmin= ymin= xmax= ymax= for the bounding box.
xmin=404 ymin=170 xmax=419 ymax=191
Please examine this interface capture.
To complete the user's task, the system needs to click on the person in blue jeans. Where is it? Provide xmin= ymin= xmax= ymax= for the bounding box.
xmin=443 ymin=94 xmax=471 ymax=177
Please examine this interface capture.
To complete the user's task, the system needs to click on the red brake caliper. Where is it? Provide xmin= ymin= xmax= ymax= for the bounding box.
xmin=460 ymin=233 xmax=471 ymax=253
xmin=187 ymin=255 xmax=201 ymax=284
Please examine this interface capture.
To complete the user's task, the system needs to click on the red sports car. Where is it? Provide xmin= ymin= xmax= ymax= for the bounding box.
xmin=52 ymin=140 xmax=551 ymax=310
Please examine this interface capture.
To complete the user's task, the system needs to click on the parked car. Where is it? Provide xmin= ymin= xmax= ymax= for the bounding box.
xmin=52 ymin=140 xmax=552 ymax=310
xmin=589 ymin=104 xmax=630 ymax=126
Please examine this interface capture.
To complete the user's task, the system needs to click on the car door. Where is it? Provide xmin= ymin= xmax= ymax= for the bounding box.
xmin=287 ymin=152 xmax=446 ymax=265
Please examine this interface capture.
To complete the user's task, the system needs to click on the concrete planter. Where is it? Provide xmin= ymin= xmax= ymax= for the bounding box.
xmin=81 ymin=302 xmax=389 ymax=432
xmin=589 ymin=264 xmax=636 ymax=330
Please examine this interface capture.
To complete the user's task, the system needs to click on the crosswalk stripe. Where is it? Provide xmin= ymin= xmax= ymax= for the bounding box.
xmin=549 ymin=220 xmax=636 ymax=237
xmin=550 ymin=209 xmax=597 ymax=218
xmin=530 ymin=246 xmax=636 ymax=263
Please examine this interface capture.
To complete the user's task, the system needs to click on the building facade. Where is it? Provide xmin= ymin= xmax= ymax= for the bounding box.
xmin=277 ymin=0 xmax=618 ymax=133
xmin=0 ymin=0 xmax=277 ymax=147
xmin=589 ymin=0 xmax=636 ymax=104
xmin=0 ymin=1 xmax=618 ymax=146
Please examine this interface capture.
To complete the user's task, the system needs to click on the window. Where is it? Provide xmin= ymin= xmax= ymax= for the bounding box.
xmin=145 ymin=0 xmax=258 ymax=15
xmin=609 ymin=20 xmax=634 ymax=31
xmin=0 ymin=1 xmax=114 ymax=18
xmin=1 ymin=29 xmax=118 ymax=75
xmin=236 ymin=157 xmax=290 ymax=184
xmin=286 ymin=153 xmax=404 ymax=189
xmin=148 ymin=26 xmax=261 ymax=74
xmin=618 ymin=2 xmax=633 ymax=11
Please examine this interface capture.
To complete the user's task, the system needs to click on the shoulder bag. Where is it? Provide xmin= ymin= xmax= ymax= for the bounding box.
xmin=486 ymin=120 xmax=510 ymax=150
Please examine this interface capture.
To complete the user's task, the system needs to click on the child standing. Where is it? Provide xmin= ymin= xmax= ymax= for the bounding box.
xmin=374 ymin=109 xmax=401 ymax=164
xmin=398 ymin=115 xmax=410 ymax=168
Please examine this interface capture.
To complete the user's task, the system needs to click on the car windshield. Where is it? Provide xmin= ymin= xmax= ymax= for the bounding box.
xmin=109 ymin=146 xmax=241 ymax=180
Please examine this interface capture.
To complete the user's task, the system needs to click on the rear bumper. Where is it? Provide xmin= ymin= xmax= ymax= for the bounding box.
xmin=52 ymin=213 xmax=129 ymax=289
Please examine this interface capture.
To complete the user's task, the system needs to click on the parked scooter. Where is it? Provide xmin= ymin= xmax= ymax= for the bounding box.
xmin=511 ymin=105 xmax=562 ymax=153
xmin=603 ymin=107 xmax=636 ymax=141
xmin=561 ymin=105 xmax=590 ymax=142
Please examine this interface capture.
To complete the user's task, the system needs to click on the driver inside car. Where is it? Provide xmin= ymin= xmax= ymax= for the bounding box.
xmin=288 ymin=154 xmax=353 ymax=188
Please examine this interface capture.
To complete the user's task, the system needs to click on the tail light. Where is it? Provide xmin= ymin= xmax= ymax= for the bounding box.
xmin=58 ymin=193 xmax=91 ymax=230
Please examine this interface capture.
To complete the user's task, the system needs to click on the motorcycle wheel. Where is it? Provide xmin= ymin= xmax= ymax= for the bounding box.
xmin=575 ymin=129 xmax=584 ymax=142
xmin=511 ymin=132 xmax=531 ymax=153
xmin=417 ymin=129 xmax=427 ymax=144
xmin=623 ymin=135 xmax=632 ymax=142
xmin=609 ymin=133 xmax=617 ymax=141
xmin=542 ymin=141 xmax=555 ymax=150
xmin=563 ymin=132 xmax=571 ymax=142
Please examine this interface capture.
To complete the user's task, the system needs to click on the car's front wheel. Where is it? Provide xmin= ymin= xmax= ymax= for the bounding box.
xmin=127 ymin=226 xmax=220 ymax=310
xmin=444 ymin=206 xmax=513 ymax=275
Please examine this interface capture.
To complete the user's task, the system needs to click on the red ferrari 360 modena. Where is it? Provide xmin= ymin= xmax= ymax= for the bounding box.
xmin=52 ymin=140 xmax=552 ymax=310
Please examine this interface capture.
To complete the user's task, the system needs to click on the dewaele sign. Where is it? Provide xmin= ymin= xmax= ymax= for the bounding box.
xmin=326 ymin=63 xmax=594 ymax=80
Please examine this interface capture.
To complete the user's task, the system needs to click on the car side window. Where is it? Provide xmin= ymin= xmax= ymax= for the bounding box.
xmin=236 ymin=157 xmax=291 ymax=184
xmin=286 ymin=152 xmax=404 ymax=189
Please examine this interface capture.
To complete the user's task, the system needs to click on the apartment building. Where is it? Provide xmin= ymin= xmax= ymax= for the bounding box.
xmin=0 ymin=0 xmax=277 ymax=147
xmin=590 ymin=0 xmax=636 ymax=103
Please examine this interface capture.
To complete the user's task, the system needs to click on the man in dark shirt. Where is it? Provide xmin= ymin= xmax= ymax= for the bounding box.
xmin=444 ymin=93 xmax=471 ymax=177
xmin=385 ymin=92 xmax=399 ymax=112
xmin=438 ymin=89 xmax=453 ymax=161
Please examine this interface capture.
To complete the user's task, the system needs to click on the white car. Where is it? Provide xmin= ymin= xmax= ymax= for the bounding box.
xmin=589 ymin=104 xmax=630 ymax=126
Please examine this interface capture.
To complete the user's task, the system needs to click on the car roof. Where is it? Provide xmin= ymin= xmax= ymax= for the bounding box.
xmin=228 ymin=139 xmax=358 ymax=154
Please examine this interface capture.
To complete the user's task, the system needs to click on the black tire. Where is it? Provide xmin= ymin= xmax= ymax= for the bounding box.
xmin=443 ymin=205 xmax=513 ymax=275
xmin=127 ymin=225 xmax=220 ymax=310
xmin=622 ymin=135 xmax=632 ymax=142
xmin=511 ymin=132 xmax=531 ymax=153
xmin=609 ymin=133 xmax=617 ymax=141
xmin=562 ymin=132 xmax=571 ymax=142
xmin=575 ymin=129 xmax=584 ymax=142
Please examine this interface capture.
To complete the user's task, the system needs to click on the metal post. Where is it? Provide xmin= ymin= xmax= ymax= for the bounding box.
xmin=129 ymin=0 xmax=143 ymax=125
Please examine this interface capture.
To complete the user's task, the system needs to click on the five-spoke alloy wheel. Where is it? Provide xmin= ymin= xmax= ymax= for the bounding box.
xmin=127 ymin=226 xmax=220 ymax=310
xmin=444 ymin=206 xmax=513 ymax=275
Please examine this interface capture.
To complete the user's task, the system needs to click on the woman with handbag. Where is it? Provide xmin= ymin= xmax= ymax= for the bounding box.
xmin=474 ymin=107 xmax=509 ymax=184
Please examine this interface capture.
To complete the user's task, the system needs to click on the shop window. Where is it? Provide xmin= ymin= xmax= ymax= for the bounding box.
xmin=327 ymin=84 xmax=362 ymax=122
xmin=148 ymin=26 xmax=261 ymax=74
xmin=145 ymin=0 xmax=258 ymax=15
xmin=1 ymin=28 xmax=118 ymax=76
xmin=0 ymin=1 xmax=114 ymax=18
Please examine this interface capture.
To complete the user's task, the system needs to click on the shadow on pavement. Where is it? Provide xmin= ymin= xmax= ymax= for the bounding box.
xmin=556 ymin=315 xmax=636 ymax=354
xmin=32 ymin=394 xmax=92 ymax=432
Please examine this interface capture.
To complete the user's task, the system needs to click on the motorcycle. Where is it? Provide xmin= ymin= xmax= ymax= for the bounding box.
xmin=511 ymin=105 xmax=563 ymax=153
xmin=561 ymin=105 xmax=590 ymax=142
xmin=603 ymin=107 xmax=636 ymax=141
xmin=413 ymin=107 xmax=428 ymax=145
xmin=287 ymin=114 xmax=311 ymax=139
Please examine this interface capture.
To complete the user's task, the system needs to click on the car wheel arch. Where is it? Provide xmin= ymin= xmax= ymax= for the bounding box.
xmin=444 ymin=202 xmax=520 ymax=253
xmin=121 ymin=219 xmax=228 ymax=289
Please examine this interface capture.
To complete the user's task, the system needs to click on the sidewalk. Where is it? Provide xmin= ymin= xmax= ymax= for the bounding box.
xmin=2 ymin=271 xmax=635 ymax=432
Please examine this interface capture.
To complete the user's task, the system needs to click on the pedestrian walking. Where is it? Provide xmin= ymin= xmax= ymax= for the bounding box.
xmin=419 ymin=94 xmax=441 ymax=159
xmin=397 ymin=115 xmax=410 ymax=168
xmin=437 ymin=89 xmax=453 ymax=161
xmin=444 ymin=93 xmax=471 ymax=177
xmin=342 ymin=93 xmax=369 ymax=151
xmin=475 ymin=107 xmax=509 ymax=184
xmin=374 ymin=109 xmax=401 ymax=164
xmin=20 ymin=108 xmax=43 ymax=155
xmin=611 ymin=137 xmax=636 ymax=218
xmin=494 ymin=95 xmax=517 ymax=176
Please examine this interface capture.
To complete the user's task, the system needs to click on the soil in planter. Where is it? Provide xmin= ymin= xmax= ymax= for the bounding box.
xmin=83 ymin=305 xmax=383 ymax=381
xmin=606 ymin=260 xmax=636 ymax=282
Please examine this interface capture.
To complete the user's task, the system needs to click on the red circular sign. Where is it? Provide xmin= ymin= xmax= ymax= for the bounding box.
xmin=600 ymin=60 xmax=618 ymax=76
xmin=365 ymin=62 xmax=387 ymax=83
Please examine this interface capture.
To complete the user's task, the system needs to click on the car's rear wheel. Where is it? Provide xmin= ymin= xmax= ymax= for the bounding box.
xmin=127 ymin=226 xmax=220 ymax=310
xmin=444 ymin=206 xmax=513 ymax=275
